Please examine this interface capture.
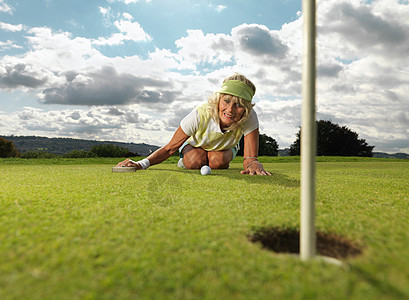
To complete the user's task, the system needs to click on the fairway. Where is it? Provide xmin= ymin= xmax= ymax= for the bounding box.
xmin=1 ymin=158 xmax=409 ymax=299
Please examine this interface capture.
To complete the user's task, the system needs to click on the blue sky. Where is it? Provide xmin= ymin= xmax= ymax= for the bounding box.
xmin=1 ymin=0 xmax=409 ymax=153
xmin=1 ymin=0 xmax=300 ymax=57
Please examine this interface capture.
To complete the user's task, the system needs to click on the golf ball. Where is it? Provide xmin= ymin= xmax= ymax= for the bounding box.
xmin=200 ymin=165 xmax=211 ymax=175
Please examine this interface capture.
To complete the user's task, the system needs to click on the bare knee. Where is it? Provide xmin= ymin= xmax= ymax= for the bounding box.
xmin=183 ymin=147 xmax=208 ymax=169
xmin=208 ymin=150 xmax=232 ymax=169
xmin=209 ymin=159 xmax=229 ymax=169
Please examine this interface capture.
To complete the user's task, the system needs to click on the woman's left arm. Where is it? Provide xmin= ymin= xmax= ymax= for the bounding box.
xmin=240 ymin=128 xmax=271 ymax=176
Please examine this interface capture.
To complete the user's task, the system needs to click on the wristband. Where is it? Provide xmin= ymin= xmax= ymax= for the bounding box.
xmin=130 ymin=158 xmax=150 ymax=170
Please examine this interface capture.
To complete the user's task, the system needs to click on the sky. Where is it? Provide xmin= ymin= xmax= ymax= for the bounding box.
xmin=0 ymin=0 xmax=408 ymax=154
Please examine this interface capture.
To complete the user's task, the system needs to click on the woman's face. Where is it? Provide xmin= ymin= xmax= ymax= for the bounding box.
xmin=218 ymin=95 xmax=245 ymax=130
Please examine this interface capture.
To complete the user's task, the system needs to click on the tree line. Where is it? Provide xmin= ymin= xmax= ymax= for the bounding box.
xmin=238 ymin=120 xmax=374 ymax=157
xmin=1 ymin=120 xmax=375 ymax=158
xmin=0 ymin=135 xmax=158 ymax=156
xmin=0 ymin=139 xmax=136 ymax=158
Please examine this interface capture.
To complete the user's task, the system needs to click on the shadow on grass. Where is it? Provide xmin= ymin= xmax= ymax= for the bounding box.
xmin=148 ymin=167 xmax=300 ymax=188
xmin=248 ymin=227 xmax=408 ymax=297
xmin=248 ymin=227 xmax=362 ymax=259
xmin=348 ymin=265 xmax=408 ymax=299
xmin=221 ymin=167 xmax=300 ymax=188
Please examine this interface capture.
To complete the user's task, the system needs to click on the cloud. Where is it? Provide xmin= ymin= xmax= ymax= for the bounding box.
xmin=207 ymin=4 xmax=227 ymax=13
xmin=0 ymin=63 xmax=49 ymax=89
xmin=175 ymin=30 xmax=235 ymax=70
xmin=107 ymin=107 xmax=124 ymax=116
xmin=122 ymin=12 xmax=133 ymax=20
xmin=114 ymin=19 xmax=151 ymax=41
xmin=233 ymin=24 xmax=289 ymax=59
xmin=317 ymin=63 xmax=343 ymax=77
xmin=163 ymin=106 xmax=195 ymax=130
xmin=319 ymin=1 xmax=409 ymax=58
xmin=22 ymin=27 xmax=103 ymax=72
xmin=174 ymin=23 xmax=290 ymax=71
xmin=0 ymin=40 xmax=23 ymax=51
xmin=0 ymin=21 xmax=24 ymax=31
xmin=94 ymin=8 xmax=151 ymax=45
xmin=12 ymin=107 xmax=126 ymax=138
xmin=0 ymin=0 xmax=13 ymax=14
xmin=0 ymin=105 xmax=169 ymax=144
xmin=41 ymin=66 xmax=181 ymax=106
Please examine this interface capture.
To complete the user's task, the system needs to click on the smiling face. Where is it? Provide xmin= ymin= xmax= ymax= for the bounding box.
xmin=218 ymin=95 xmax=245 ymax=131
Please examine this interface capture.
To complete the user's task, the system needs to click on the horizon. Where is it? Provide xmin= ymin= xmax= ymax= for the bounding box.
xmin=3 ymin=134 xmax=408 ymax=156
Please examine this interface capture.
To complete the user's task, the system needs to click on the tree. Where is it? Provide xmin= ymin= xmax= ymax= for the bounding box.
xmin=237 ymin=133 xmax=279 ymax=156
xmin=259 ymin=134 xmax=279 ymax=156
xmin=90 ymin=144 xmax=129 ymax=157
xmin=0 ymin=137 xmax=19 ymax=158
xmin=289 ymin=120 xmax=374 ymax=157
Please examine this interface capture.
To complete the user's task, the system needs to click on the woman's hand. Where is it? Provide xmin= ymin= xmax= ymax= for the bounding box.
xmin=116 ymin=158 xmax=142 ymax=170
xmin=241 ymin=160 xmax=271 ymax=176
xmin=241 ymin=129 xmax=271 ymax=176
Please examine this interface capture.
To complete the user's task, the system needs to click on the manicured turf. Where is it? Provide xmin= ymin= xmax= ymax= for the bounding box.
xmin=0 ymin=157 xmax=408 ymax=299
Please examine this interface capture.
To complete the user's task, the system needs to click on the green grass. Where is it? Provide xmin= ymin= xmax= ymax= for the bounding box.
xmin=1 ymin=157 xmax=409 ymax=299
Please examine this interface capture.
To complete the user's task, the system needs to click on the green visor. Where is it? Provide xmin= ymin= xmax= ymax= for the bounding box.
xmin=217 ymin=80 xmax=255 ymax=102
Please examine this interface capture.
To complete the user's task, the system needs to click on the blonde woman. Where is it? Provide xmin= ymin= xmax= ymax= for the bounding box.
xmin=116 ymin=73 xmax=271 ymax=176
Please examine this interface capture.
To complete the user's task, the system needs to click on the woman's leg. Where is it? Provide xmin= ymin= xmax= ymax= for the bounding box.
xmin=182 ymin=145 xmax=233 ymax=170
xmin=181 ymin=145 xmax=208 ymax=169
xmin=207 ymin=149 xmax=233 ymax=169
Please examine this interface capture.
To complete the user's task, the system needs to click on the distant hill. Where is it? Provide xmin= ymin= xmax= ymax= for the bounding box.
xmin=277 ymin=148 xmax=407 ymax=159
xmin=278 ymin=148 xmax=290 ymax=156
xmin=1 ymin=135 xmax=160 ymax=156
xmin=373 ymin=152 xmax=409 ymax=159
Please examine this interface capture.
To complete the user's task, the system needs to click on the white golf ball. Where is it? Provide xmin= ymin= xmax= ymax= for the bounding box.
xmin=200 ymin=165 xmax=211 ymax=175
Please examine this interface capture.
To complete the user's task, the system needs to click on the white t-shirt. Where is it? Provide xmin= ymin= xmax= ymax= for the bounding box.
xmin=180 ymin=103 xmax=259 ymax=151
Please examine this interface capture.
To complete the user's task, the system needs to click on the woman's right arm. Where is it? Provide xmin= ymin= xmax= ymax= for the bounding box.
xmin=116 ymin=126 xmax=189 ymax=169
xmin=146 ymin=126 xmax=189 ymax=165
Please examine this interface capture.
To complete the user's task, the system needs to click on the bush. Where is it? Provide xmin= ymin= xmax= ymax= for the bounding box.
xmin=0 ymin=137 xmax=19 ymax=158
xmin=20 ymin=151 xmax=58 ymax=159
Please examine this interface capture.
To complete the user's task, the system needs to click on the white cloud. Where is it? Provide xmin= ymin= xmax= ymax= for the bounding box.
xmin=0 ymin=0 xmax=13 ymax=14
xmin=114 ymin=19 xmax=151 ymax=41
xmin=99 ymin=6 xmax=110 ymax=15
xmin=122 ymin=12 xmax=133 ymax=20
xmin=0 ymin=105 xmax=173 ymax=145
xmin=0 ymin=21 xmax=24 ymax=32
xmin=175 ymin=30 xmax=235 ymax=70
xmin=25 ymin=27 xmax=100 ymax=65
xmin=93 ymin=11 xmax=151 ymax=45
xmin=0 ymin=40 xmax=23 ymax=51
xmin=214 ymin=4 xmax=227 ymax=12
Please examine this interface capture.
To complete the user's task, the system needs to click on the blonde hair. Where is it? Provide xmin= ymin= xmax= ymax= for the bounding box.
xmin=208 ymin=73 xmax=256 ymax=131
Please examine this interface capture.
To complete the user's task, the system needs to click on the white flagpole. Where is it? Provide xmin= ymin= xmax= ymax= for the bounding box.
xmin=300 ymin=0 xmax=317 ymax=260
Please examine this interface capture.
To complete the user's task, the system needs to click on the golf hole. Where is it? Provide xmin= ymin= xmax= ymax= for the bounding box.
xmin=248 ymin=227 xmax=362 ymax=260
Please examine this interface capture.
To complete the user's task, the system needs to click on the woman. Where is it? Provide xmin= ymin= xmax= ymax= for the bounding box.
xmin=116 ymin=73 xmax=271 ymax=176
